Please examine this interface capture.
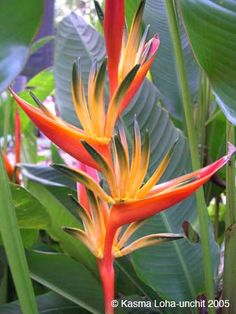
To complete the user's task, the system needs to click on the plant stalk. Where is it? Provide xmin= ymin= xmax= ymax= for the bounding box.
xmin=197 ymin=71 xmax=211 ymax=164
xmin=98 ymin=219 xmax=117 ymax=314
xmin=165 ymin=0 xmax=216 ymax=310
xmin=225 ymin=123 xmax=236 ymax=226
xmin=222 ymin=122 xmax=236 ymax=313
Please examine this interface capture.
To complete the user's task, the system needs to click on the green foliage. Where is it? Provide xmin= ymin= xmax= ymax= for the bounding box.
xmin=143 ymin=0 xmax=199 ymax=122
xmin=1 ymin=0 xmax=235 ymax=312
xmin=28 ymin=252 xmax=104 ymax=314
xmin=180 ymin=0 xmax=236 ymax=125
xmin=11 ymin=184 xmax=50 ymax=229
xmin=0 ymin=292 xmax=90 ymax=314
xmin=0 ymin=154 xmax=38 ymax=314
xmin=27 ymin=181 xmax=97 ymax=274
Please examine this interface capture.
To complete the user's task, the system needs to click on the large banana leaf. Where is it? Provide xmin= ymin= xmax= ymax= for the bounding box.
xmin=179 ymin=0 xmax=236 ymax=125
xmin=28 ymin=252 xmax=104 ymax=314
xmin=10 ymin=184 xmax=50 ymax=229
xmin=143 ymin=0 xmax=199 ymax=121
xmin=0 ymin=0 xmax=44 ymax=93
xmin=0 ymin=292 xmax=88 ymax=314
xmin=54 ymin=12 xmax=105 ymax=126
xmin=54 ymin=12 xmax=218 ymax=302
xmin=27 ymin=181 xmax=97 ymax=275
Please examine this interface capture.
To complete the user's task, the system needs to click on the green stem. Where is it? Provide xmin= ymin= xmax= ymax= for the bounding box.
xmin=165 ymin=0 xmax=216 ymax=310
xmin=197 ymin=71 xmax=211 ymax=164
xmin=222 ymin=122 xmax=236 ymax=314
xmin=225 ymin=123 xmax=236 ymax=226
xmin=0 ymin=152 xmax=38 ymax=314
xmin=214 ymin=196 xmax=220 ymax=240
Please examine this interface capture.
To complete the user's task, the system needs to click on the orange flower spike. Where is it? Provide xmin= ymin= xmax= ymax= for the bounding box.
xmin=104 ymin=0 xmax=124 ymax=96
xmin=80 ymin=121 xmax=236 ymax=229
xmin=103 ymin=0 xmax=159 ymax=109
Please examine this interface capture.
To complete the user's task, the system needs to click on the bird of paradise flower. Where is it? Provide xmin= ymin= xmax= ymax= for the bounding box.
xmin=8 ymin=0 xmax=236 ymax=313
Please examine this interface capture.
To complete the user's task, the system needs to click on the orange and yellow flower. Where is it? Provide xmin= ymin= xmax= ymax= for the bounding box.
xmin=55 ymin=125 xmax=236 ymax=314
xmin=104 ymin=0 xmax=159 ymax=104
xmin=55 ymin=122 xmax=236 ymax=231
xmin=10 ymin=0 xmax=159 ymax=172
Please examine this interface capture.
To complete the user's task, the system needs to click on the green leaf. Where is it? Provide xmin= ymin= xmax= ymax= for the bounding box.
xmin=20 ymin=229 xmax=39 ymax=249
xmin=142 ymin=0 xmax=199 ymax=121
xmin=182 ymin=221 xmax=200 ymax=244
xmin=179 ymin=0 xmax=236 ymax=125
xmin=55 ymin=12 xmax=105 ymax=126
xmin=0 ymin=153 xmax=38 ymax=314
xmin=21 ymin=164 xmax=76 ymax=190
xmin=51 ymin=145 xmax=65 ymax=164
xmin=19 ymin=68 xmax=54 ymax=106
xmin=27 ymin=181 xmax=97 ymax=275
xmin=11 ymin=184 xmax=50 ymax=229
xmin=28 ymin=252 xmax=104 ymax=314
xmin=125 ymin=0 xmax=140 ymax=29
xmin=0 ymin=292 xmax=90 ymax=314
xmin=205 ymin=111 xmax=227 ymax=203
xmin=0 ymin=0 xmax=44 ymax=92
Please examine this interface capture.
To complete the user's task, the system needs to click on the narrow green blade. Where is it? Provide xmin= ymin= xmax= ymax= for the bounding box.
xmin=0 ymin=152 xmax=38 ymax=314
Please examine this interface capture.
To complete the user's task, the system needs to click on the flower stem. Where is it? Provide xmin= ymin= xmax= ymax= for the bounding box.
xmin=98 ymin=258 xmax=115 ymax=314
xmin=165 ymin=0 xmax=216 ymax=310
xmin=98 ymin=218 xmax=117 ymax=314
xmin=197 ymin=71 xmax=210 ymax=164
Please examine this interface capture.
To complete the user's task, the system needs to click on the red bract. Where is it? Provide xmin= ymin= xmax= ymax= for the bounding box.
xmin=1 ymin=151 xmax=14 ymax=180
xmin=104 ymin=0 xmax=124 ymax=95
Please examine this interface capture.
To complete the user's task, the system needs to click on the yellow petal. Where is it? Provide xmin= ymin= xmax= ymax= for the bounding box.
xmin=116 ymin=220 xmax=145 ymax=249
xmin=115 ymin=233 xmax=183 ymax=257
xmin=119 ymin=0 xmax=145 ymax=78
xmin=63 ymin=227 xmax=98 ymax=256
xmin=137 ymin=143 xmax=176 ymax=198
xmin=52 ymin=164 xmax=114 ymax=204
xmin=128 ymin=128 xmax=150 ymax=197
xmin=72 ymin=59 xmax=93 ymax=134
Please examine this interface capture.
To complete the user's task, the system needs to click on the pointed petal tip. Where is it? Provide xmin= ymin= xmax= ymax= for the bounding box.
xmin=151 ymin=34 xmax=160 ymax=52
